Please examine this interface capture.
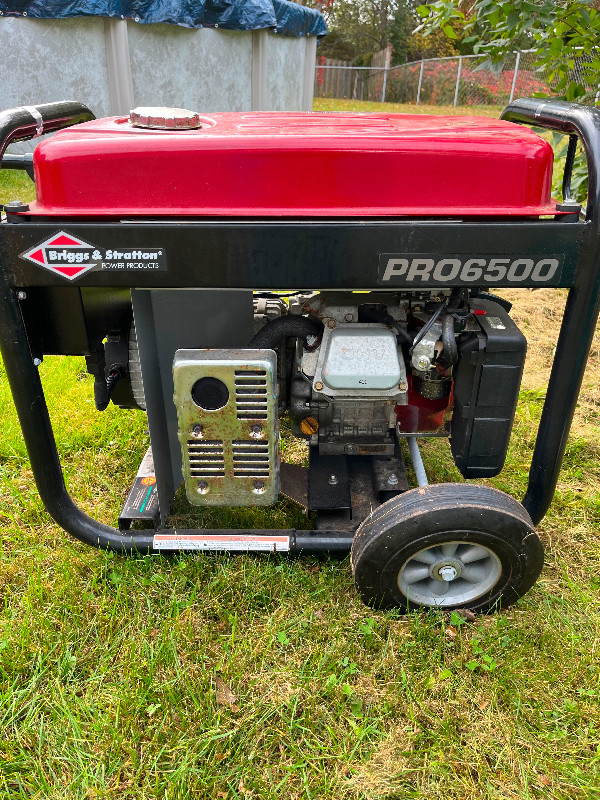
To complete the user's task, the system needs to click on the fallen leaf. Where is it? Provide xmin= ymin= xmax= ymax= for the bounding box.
xmin=454 ymin=608 xmax=476 ymax=622
xmin=445 ymin=625 xmax=457 ymax=640
xmin=216 ymin=677 xmax=239 ymax=711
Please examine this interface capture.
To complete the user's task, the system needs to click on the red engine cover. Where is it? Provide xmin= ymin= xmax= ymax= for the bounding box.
xmin=29 ymin=112 xmax=556 ymax=218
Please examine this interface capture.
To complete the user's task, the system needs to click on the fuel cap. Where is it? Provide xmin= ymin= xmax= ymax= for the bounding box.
xmin=129 ymin=107 xmax=202 ymax=130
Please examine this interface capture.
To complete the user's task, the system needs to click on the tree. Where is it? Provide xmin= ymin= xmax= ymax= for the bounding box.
xmin=312 ymin=0 xmax=459 ymax=64
xmin=405 ymin=28 xmax=458 ymax=60
xmin=313 ymin=0 xmax=423 ymax=64
xmin=415 ymin=0 xmax=600 ymax=103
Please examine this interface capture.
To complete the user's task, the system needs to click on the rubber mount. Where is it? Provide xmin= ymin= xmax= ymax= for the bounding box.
xmin=191 ymin=377 xmax=229 ymax=410
xmin=351 ymin=483 xmax=544 ymax=613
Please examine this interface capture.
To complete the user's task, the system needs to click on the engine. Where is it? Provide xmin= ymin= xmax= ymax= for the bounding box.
xmin=287 ymin=291 xmax=458 ymax=456
xmin=165 ymin=288 xmax=522 ymax=507
xmin=91 ymin=287 xmax=525 ymax=509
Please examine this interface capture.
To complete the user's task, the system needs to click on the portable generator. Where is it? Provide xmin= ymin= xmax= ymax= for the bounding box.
xmin=1 ymin=99 xmax=598 ymax=613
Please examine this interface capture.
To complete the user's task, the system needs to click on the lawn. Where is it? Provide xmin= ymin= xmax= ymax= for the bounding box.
xmin=1 ymin=106 xmax=600 ymax=799
xmin=313 ymin=97 xmax=501 ymax=116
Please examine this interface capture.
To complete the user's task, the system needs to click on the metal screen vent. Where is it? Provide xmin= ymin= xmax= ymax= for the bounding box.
xmin=235 ymin=370 xmax=268 ymax=420
xmin=187 ymin=440 xmax=225 ymax=477
xmin=232 ymin=440 xmax=270 ymax=478
xmin=174 ymin=349 xmax=278 ymax=506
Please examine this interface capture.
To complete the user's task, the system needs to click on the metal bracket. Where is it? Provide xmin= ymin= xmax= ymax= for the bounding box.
xmin=118 ymin=447 xmax=160 ymax=531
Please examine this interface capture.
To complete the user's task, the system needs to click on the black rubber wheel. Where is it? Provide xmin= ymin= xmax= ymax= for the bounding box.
xmin=351 ymin=483 xmax=544 ymax=613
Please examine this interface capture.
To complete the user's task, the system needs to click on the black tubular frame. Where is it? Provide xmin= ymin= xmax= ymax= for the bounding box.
xmin=501 ymin=99 xmax=600 ymax=523
xmin=0 ymin=98 xmax=600 ymax=554
xmin=0 ymin=101 xmax=95 ymax=163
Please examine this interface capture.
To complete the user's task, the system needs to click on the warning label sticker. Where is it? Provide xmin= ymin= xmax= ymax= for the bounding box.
xmin=153 ymin=534 xmax=291 ymax=552
xmin=20 ymin=231 xmax=167 ymax=281
xmin=118 ymin=448 xmax=159 ymax=526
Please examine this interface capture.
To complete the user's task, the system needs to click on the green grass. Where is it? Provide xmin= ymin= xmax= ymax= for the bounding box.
xmin=313 ymin=97 xmax=502 ymax=116
xmin=2 ymin=128 xmax=600 ymax=799
xmin=0 ymin=169 xmax=36 ymax=205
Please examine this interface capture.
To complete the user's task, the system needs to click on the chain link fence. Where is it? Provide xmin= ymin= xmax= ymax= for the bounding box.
xmin=314 ymin=51 xmax=551 ymax=108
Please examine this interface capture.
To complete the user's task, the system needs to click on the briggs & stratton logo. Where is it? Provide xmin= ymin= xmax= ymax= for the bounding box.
xmin=21 ymin=231 xmax=100 ymax=280
xmin=20 ymin=231 xmax=167 ymax=280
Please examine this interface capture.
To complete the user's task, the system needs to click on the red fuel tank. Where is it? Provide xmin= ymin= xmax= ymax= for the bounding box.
xmin=29 ymin=111 xmax=556 ymax=218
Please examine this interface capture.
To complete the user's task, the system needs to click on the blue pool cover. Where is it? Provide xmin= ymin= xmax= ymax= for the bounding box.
xmin=0 ymin=0 xmax=327 ymax=36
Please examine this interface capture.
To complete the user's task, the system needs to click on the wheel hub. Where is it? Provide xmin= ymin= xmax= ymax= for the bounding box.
xmin=432 ymin=558 xmax=462 ymax=581
xmin=438 ymin=565 xmax=458 ymax=582
xmin=397 ymin=540 xmax=502 ymax=607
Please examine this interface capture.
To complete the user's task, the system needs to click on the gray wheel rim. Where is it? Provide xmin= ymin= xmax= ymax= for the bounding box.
xmin=397 ymin=540 xmax=502 ymax=607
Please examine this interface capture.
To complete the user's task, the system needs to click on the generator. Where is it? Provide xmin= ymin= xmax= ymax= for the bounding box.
xmin=1 ymin=99 xmax=598 ymax=613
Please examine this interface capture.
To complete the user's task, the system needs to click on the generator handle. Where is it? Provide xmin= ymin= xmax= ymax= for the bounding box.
xmin=501 ymin=97 xmax=600 ymax=222
xmin=502 ymin=98 xmax=600 ymax=526
xmin=0 ymin=101 xmax=95 ymax=163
